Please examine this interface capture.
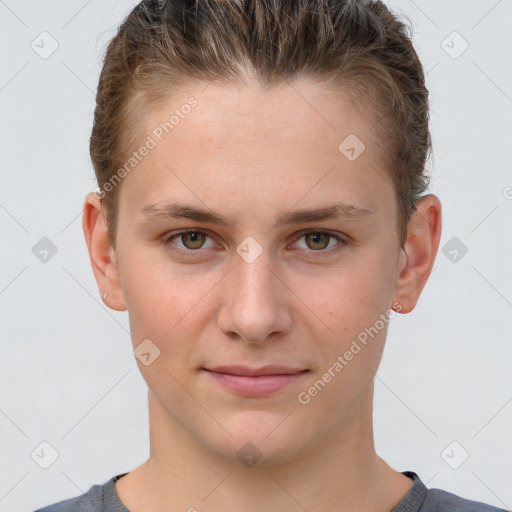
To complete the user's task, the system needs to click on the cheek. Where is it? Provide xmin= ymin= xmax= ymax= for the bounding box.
xmin=121 ymin=258 xmax=215 ymax=396
xmin=119 ymin=250 xmax=217 ymax=347
xmin=304 ymin=257 xmax=392 ymax=330
xmin=297 ymin=254 xmax=394 ymax=381
xmin=120 ymin=235 xmax=396 ymax=354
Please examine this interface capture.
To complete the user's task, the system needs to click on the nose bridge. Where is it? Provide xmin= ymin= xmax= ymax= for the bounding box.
xmin=235 ymin=250 xmax=275 ymax=300
xmin=218 ymin=245 xmax=290 ymax=342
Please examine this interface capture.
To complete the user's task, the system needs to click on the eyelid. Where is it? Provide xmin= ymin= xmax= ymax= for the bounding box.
xmin=289 ymin=228 xmax=349 ymax=254
xmin=163 ymin=228 xmax=349 ymax=256
xmin=163 ymin=228 xmax=219 ymax=254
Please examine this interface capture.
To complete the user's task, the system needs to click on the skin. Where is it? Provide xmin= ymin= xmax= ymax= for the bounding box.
xmin=83 ymin=75 xmax=441 ymax=512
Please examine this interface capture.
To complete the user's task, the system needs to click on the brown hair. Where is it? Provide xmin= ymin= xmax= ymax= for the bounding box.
xmin=90 ymin=0 xmax=431 ymax=248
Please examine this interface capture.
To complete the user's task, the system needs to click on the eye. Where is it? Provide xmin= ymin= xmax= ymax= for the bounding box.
xmin=164 ymin=229 xmax=217 ymax=255
xmin=291 ymin=229 xmax=348 ymax=255
xmin=162 ymin=228 xmax=349 ymax=258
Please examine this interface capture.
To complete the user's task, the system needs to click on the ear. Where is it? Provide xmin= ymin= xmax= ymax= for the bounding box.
xmin=82 ymin=191 xmax=127 ymax=311
xmin=392 ymin=194 xmax=442 ymax=314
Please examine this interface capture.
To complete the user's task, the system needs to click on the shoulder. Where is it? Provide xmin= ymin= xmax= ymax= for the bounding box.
xmin=393 ymin=471 xmax=508 ymax=512
xmin=32 ymin=486 xmax=101 ymax=512
xmin=32 ymin=474 xmax=128 ymax=512
xmin=422 ymin=487 xmax=509 ymax=512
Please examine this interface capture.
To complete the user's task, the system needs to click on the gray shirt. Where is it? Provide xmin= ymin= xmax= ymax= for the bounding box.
xmin=33 ymin=471 xmax=508 ymax=511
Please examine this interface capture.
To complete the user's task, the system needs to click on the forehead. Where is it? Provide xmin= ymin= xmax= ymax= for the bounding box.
xmin=160 ymin=78 xmax=371 ymax=151
xmin=120 ymin=77 xmax=393 ymax=224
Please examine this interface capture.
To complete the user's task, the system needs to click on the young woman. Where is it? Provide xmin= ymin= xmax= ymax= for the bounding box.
xmin=35 ymin=0 xmax=506 ymax=511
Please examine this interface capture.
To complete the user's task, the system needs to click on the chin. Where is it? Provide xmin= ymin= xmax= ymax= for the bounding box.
xmin=208 ymin=410 xmax=312 ymax=468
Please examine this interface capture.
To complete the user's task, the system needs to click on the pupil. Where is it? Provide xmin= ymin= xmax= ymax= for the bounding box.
xmin=308 ymin=232 xmax=327 ymax=250
xmin=184 ymin=232 xmax=204 ymax=249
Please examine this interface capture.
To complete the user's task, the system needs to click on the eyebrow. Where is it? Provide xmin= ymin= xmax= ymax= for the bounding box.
xmin=139 ymin=201 xmax=374 ymax=229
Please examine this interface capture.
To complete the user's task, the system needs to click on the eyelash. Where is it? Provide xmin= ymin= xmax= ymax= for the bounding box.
xmin=162 ymin=228 xmax=349 ymax=258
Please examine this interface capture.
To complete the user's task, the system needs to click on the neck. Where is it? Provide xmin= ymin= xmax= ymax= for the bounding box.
xmin=116 ymin=385 xmax=412 ymax=512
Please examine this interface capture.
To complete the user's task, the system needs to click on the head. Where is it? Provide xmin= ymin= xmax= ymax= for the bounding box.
xmin=84 ymin=0 xmax=441 ymax=467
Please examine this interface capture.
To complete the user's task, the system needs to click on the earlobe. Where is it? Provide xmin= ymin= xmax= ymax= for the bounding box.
xmin=392 ymin=194 xmax=442 ymax=314
xmin=82 ymin=192 xmax=127 ymax=311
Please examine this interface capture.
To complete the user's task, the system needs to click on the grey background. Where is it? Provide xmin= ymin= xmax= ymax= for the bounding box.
xmin=0 ymin=1 xmax=511 ymax=511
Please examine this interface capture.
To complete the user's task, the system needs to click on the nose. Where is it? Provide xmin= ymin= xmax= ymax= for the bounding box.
xmin=217 ymin=249 xmax=293 ymax=344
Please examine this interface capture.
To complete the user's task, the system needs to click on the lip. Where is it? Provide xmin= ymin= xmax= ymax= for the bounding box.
xmin=206 ymin=365 xmax=307 ymax=376
xmin=202 ymin=366 xmax=309 ymax=396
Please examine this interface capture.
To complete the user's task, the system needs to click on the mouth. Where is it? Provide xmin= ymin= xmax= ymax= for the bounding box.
xmin=201 ymin=366 xmax=310 ymax=396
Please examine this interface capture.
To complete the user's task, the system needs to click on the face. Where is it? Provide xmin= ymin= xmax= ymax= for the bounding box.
xmin=112 ymin=76 xmax=405 ymax=466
